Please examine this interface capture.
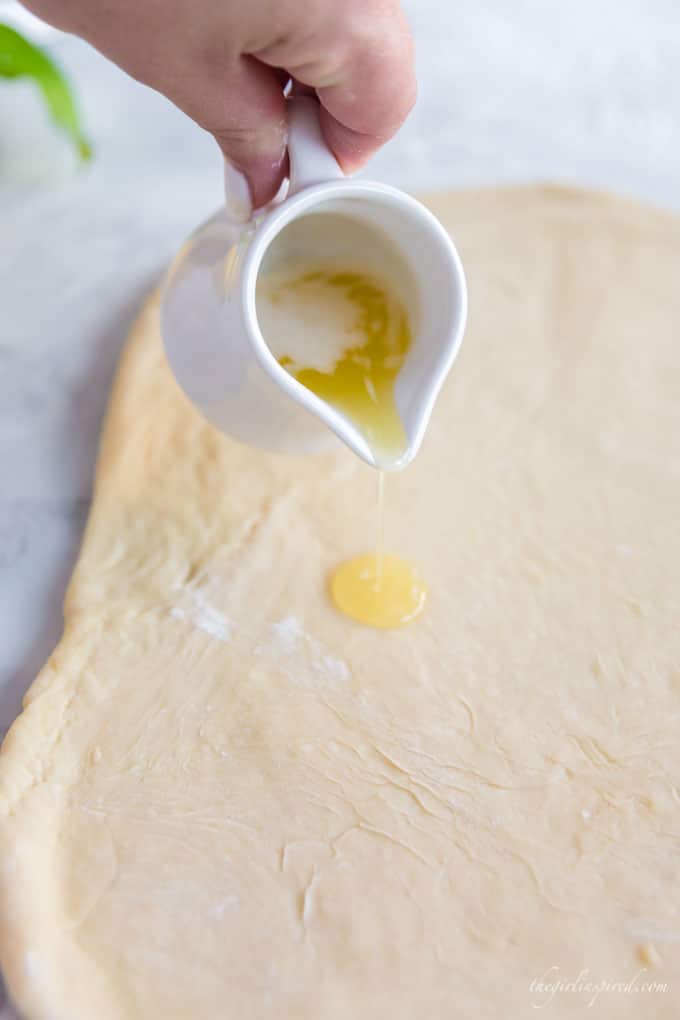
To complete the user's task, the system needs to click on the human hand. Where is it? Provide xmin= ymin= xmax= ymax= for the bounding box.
xmin=23 ymin=0 xmax=416 ymax=210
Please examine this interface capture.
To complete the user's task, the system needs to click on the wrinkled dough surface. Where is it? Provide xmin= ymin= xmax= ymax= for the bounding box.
xmin=1 ymin=187 xmax=679 ymax=1020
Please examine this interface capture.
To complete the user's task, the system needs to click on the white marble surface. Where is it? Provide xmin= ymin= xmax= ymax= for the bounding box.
xmin=1 ymin=1 xmax=680 ymax=1015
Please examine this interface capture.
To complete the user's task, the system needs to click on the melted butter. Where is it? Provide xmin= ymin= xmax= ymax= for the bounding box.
xmin=331 ymin=553 xmax=427 ymax=629
xmin=331 ymin=472 xmax=427 ymax=629
xmin=258 ymin=262 xmax=427 ymax=628
xmin=262 ymin=266 xmax=412 ymax=465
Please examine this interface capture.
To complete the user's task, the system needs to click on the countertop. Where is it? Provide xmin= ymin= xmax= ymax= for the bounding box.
xmin=1 ymin=0 xmax=680 ymax=1014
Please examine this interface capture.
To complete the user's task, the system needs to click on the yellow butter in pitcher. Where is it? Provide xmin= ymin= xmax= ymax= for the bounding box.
xmin=257 ymin=261 xmax=411 ymax=464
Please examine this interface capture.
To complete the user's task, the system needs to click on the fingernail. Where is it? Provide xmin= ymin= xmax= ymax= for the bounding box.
xmin=223 ymin=160 xmax=253 ymax=223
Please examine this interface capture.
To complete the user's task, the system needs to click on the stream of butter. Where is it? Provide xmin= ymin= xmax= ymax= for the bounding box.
xmin=330 ymin=471 xmax=427 ymax=629
xmin=257 ymin=262 xmax=427 ymax=629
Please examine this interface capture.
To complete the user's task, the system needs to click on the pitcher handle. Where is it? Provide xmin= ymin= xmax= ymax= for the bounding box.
xmin=287 ymin=96 xmax=344 ymax=196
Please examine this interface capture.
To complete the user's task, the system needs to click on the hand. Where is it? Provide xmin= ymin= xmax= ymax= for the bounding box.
xmin=24 ymin=0 xmax=416 ymax=209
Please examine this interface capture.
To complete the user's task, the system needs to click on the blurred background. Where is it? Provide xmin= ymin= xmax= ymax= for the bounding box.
xmin=0 ymin=1 xmax=680 ymax=1012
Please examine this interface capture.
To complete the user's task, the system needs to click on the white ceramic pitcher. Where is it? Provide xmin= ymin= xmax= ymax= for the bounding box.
xmin=161 ymin=97 xmax=467 ymax=470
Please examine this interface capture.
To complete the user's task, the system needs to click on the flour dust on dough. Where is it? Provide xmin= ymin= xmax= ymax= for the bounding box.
xmin=1 ymin=187 xmax=679 ymax=1020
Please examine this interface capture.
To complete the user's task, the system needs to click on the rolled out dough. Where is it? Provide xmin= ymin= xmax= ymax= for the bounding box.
xmin=1 ymin=187 xmax=679 ymax=1020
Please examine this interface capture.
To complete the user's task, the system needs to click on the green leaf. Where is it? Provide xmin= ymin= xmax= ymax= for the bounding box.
xmin=0 ymin=23 xmax=91 ymax=160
